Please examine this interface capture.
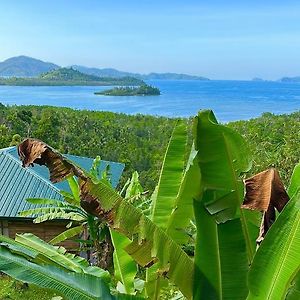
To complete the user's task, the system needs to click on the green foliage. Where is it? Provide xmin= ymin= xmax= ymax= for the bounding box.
xmin=110 ymin=229 xmax=138 ymax=295
xmin=73 ymin=176 xmax=194 ymax=298
xmin=13 ymin=233 xmax=109 ymax=279
xmin=0 ymin=236 xmax=113 ymax=300
xmin=247 ymin=192 xmax=300 ymax=300
xmin=146 ymin=120 xmax=189 ymax=299
xmin=39 ymin=67 xmax=102 ymax=81
xmin=0 ymin=104 xmax=176 ymax=191
xmin=192 ymin=111 xmax=257 ymax=300
xmin=150 ymin=120 xmax=188 ymax=230
xmin=95 ymin=84 xmax=160 ymax=96
xmin=3 ymin=107 xmax=300 ymax=299
xmin=10 ymin=133 xmax=22 ymax=146
xmin=288 ymin=163 xmax=300 ymax=198
xmin=49 ymin=225 xmax=84 ymax=245
xmin=0 ymin=275 xmax=63 ymax=300
xmin=20 ymin=161 xmax=145 ymax=295
xmin=228 ymin=111 xmax=300 ymax=186
xmin=2 ymin=105 xmax=300 ymax=193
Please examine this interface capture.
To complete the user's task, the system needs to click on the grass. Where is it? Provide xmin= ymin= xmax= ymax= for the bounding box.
xmin=0 ymin=275 xmax=64 ymax=300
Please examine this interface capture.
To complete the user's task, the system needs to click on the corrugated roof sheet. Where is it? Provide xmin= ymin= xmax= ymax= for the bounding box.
xmin=0 ymin=147 xmax=125 ymax=218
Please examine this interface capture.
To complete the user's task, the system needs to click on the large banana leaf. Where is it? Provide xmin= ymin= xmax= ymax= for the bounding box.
xmin=147 ymin=120 xmax=189 ymax=299
xmin=150 ymin=120 xmax=188 ymax=230
xmin=0 ymin=234 xmax=38 ymax=259
xmin=288 ymin=163 xmax=300 ymax=198
xmin=285 ymin=164 xmax=300 ymax=300
xmin=124 ymin=171 xmax=144 ymax=200
xmin=110 ymin=229 xmax=137 ymax=294
xmin=20 ymin=197 xmax=87 ymax=217
xmin=50 ymin=225 xmax=84 ymax=245
xmin=34 ymin=211 xmax=85 ymax=223
xmin=0 ymin=246 xmax=113 ymax=300
xmin=247 ymin=191 xmax=300 ymax=300
xmin=102 ymin=190 xmax=193 ymax=299
xmin=26 ymin=197 xmax=71 ymax=206
xmin=166 ymin=144 xmax=201 ymax=243
xmin=192 ymin=111 xmax=257 ymax=300
xmin=194 ymin=110 xmax=251 ymax=222
xmin=17 ymin=138 xmax=194 ymax=299
xmin=67 ymin=176 xmax=81 ymax=203
xmin=19 ymin=206 xmax=85 ymax=218
xmin=15 ymin=233 xmax=109 ymax=279
xmin=193 ymin=110 xmax=258 ymax=258
xmin=144 ymin=263 xmax=168 ymax=300
xmin=193 ymin=200 xmax=248 ymax=300
xmin=286 ymin=274 xmax=300 ymax=300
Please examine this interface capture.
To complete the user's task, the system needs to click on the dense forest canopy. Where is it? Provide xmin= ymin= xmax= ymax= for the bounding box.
xmin=0 ymin=103 xmax=299 ymax=189
xmin=0 ymin=104 xmax=176 ymax=190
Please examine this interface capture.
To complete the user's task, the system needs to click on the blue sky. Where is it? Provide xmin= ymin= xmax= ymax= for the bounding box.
xmin=1 ymin=1 xmax=300 ymax=80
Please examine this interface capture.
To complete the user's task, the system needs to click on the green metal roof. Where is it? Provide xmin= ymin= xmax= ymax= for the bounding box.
xmin=0 ymin=147 xmax=125 ymax=218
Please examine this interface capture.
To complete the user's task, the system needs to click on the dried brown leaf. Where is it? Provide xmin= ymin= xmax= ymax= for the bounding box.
xmin=18 ymin=138 xmax=86 ymax=183
xmin=18 ymin=139 xmax=114 ymax=221
xmin=242 ymin=168 xmax=289 ymax=244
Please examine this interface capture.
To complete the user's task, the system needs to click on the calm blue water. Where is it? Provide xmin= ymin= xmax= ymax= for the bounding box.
xmin=0 ymin=80 xmax=300 ymax=122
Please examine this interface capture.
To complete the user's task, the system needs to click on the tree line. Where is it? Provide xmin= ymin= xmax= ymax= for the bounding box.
xmin=0 ymin=103 xmax=299 ymax=189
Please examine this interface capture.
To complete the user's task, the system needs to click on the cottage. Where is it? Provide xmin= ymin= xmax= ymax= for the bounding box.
xmin=0 ymin=146 xmax=124 ymax=248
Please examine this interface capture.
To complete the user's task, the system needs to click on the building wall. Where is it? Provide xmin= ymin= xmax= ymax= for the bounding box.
xmin=0 ymin=219 xmax=78 ymax=251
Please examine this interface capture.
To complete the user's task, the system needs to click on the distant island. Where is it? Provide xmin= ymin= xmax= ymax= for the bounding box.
xmin=279 ymin=76 xmax=300 ymax=83
xmin=0 ymin=67 xmax=144 ymax=86
xmin=95 ymin=84 xmax=161 ymax=96
xmin=0 ymin=56 xmax=210 ymax=81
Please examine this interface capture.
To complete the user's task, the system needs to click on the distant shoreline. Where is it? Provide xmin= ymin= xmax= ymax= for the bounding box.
xmin=0 ymin=80 xmax=141 ymax=87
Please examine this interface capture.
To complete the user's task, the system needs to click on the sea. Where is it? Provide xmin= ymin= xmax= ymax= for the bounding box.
xmin=0 ymin=80 xmax=300 ymax=122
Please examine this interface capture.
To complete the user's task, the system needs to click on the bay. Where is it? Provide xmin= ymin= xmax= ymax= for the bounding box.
xmin=0 ymin=80 xmax=299 ymax=122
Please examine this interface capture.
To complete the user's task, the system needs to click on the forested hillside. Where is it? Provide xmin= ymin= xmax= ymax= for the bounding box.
xmin=0 ymin=104 xmax=176 ymax=190
xmin=0 ymin=103 xmax=299 ymax=189
xmin=0 ymin=68 xmax=144 ymax=86
xmin=228 ymin=112 xmax=300 ymax=184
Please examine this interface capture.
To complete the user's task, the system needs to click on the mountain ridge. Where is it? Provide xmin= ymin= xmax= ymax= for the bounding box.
xmin=0 ymin=56 xmax=209 ymax=80
xmin=0 ymin=56 xmax=59 ymax=77
xmin=72 ymin=65 xmax=209 ymax=80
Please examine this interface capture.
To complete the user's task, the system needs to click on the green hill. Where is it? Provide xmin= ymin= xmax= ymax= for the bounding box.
xmin=0 ymin=56 xmax=59 ymax=77
xmin=0 ymin=67 xmax=144 ymax=86
xmin=39 ymin=67 xmax=101 ymax=81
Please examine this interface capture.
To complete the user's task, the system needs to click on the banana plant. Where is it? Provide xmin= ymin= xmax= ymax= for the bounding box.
xmin=146 ymin=119 xmax=195 ymax=299
xmin=20 ymin=159 xmax=146 ymax=295
xmin=0 ymin=233 xmax=138 ymax=300
xmin=19 ymin=178 xmax=110 ymax=269
xmin=16 ymin=137 xmax=195 ymax=299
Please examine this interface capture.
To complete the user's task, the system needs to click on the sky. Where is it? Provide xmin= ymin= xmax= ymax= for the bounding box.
xmin=0 ymin=1 xmax=300 ymax=80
